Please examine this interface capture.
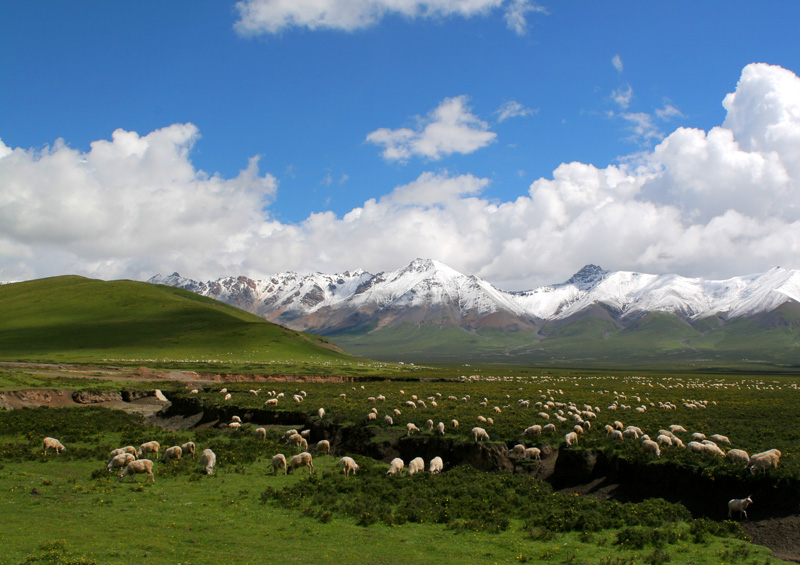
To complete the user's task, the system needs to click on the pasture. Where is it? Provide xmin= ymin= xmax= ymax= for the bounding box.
xmin=1 ymin=368 xmax=798 ymax=563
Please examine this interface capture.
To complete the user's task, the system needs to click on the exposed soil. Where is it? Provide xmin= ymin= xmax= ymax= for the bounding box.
xmin=2 ymin=361 xmax=799 ymax=561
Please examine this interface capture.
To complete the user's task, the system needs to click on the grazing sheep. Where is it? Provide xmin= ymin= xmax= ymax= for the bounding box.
xmin=190 ymin=389 xmax=199 ymax=394
xmin=691 ymin=432 xmax=706 ymax=441
xmin=543 ymin=423 xmax=556 ymax=433
xmin=108 ymin=446 xmax=136 ymax=462
xmin=120 ymin=459 xmax=155 ymax=483
xmin=538 ymin=412 xmax=550 ymax=420
xmin=254 ymin=428 xmax=267 ymax=440
xmin=726 ymin=449 xmax=750 ymax=465
xmin=224 ymin=393 xmax=232 ymax=401
xmin=614 ymin=421 xmax=624 ymax=430
xmin=384 ymin=415 xmax=394 ymax=426
xmin=747 ymin=450 xmax=781 ymax=474
xmin=429 ymin=456 xmax=444 ymax=474
xmin=270 ymin=453 xmax=287 ymax=475
xmin=161 ymin=445 xmax=182 ymax=463
xmin=564 ymin=431 xmax=578 ymax=447
xmin=510 ymin=444 xmax=526 ymax=458
xmin=220 ymin=388 xmax=227 ymax=394
xmin=687 ymin=441 xmax=706 ymax=454
xmin=728 ymin=496 xmax=754 ymax=519
xmin=288 ymin=452 xmax=314 ymax=475
xmin=154 ymin=389 xmax=168 ymax=402
xmin=43 ymin=437 xmax=66 ymax=455
xmin=316 ymin=440 xmax=331 ymax=455
xmin=201 ymin=449 xmax=217 ymax=475
xmin=318 ymin=408 xmax=325 ymax=419
xmin=710 ymin=434 xmax=731 ymax=445
xmin=265 ymin=398 xmax=278 ymax=406
xmin=702 ymin=442 xmax=726 ymax=457
xmin=451 ymin=419 xmax=459 ymax=429
xmin=300 ymin=430 xmax=312 ymax=439
xmin=573 ymin=424 xmax=584 ymax=435
xmin=524 ymin=425 xmax=542 ymax=437
xmin=231 ymin=415 xmax=242 ymax=423
xmin=107 ymin=453 xmax=135 ymax=473
xmin=436 ymin=421 xmax=445 ymax=435
xmin=656 ymin=434 xmax=673 ymax=447
xmin=366 ymin=412 xmax=377 ymax=421
xmin=472 ymin=427 xmax=489 ymax=442
xmin=426 ymin=419 xmax=434 ymax=431
xmin=477 ymin=415 xmax=487 ymax=423
xmin=386 ymin=458 xmax=405 ymax=475
xmin=642 ymin=439 xmax=661 ymax=458
xmin=524 ymin=447 xmax=541 ymax=461
xmin=406 ymin=423 xmax=420 ymax=436
xmin=136 ymin=441 xmax=160 ymax=460
xmin=283 ymin=429 xmax=299 ymax=441
xmin=228 ymin=422 xmax=241 ymax=430
xmin=393 ymin=409 xmax=402 ymax=416
xmin=181 ymin=442 xmax=196 ymax=458
xmin=408 ymin=457 xmax=425 ymax=476
xmin=340 ymin=456 xmax=359 ymax=477
xmin=610 ymin=430 xmax=624 ymax=441
xmin=249 ymin=389 xmax=261 ymax=395
xmin=668 ymin=424 xmax=687 ymax=433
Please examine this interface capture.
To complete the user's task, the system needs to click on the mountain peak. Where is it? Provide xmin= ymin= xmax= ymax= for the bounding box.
xmin=565 ymin=264 xmax=609 ymax=287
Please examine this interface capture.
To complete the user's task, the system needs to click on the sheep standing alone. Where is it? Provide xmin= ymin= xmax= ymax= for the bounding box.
xmin=471 ymin=427 xmax=489 ymax=442
xmin=254 ymin=428 xmax=267 ymax=440
xmin=201 ymin=449 xmax=217 ymax=475
xmin=436 ymin=422 xmax=445 ymax=435
xmin=181 ymin=442 xmax=196 ymax=458
xmin=316 ymin=440 xmax=331 ymax=455
xmin=136 ymin=441 xmax=160 ymax=460
xmin=107 ymin=453 xmax=135 ymax=473
xmin=386 ymin=458 xmax=405 ymax=475
xmin=428 ymin=456 xmax=444 ymax=474
xmin=43 ymin=437 xmax=66 ymax=455
xmin=161 ymin=445 xmax=183 ymax=463
xmin=408 ymin=457 xmax=425 ymax=476
xmin=728 ymin=496 xmax=754 ymax=519
xmin=340 ymin=456 xmax=359 ymax=477
xmin=120 ymin=459 xmax=155 ymax=483
xmin=270 ymin=454 xmax=287 ymax=475
xmin=318 ymin=408 xmax=325 ymax=419
xmin=406 ymin=423 xmax=420 ymax=436
xmin=288 ymin=452 xmax=314 ymax=475
xmin=451 ymin=419 xmax=459 ymax=429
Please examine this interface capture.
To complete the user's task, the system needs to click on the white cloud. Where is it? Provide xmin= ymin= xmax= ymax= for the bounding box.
xmin=3 ymin=63 xmax=800 ymax=291
xmin=612 ymin=83 xmax=633 ymax=110
xmin=366 ymin=95 xmax=497 ymax=162
xmin=620 ymin=112 xmax=664 ymax=146
xmin=234 ymin=0 xmax=546 ymax=35
xmin=496 ymin=100 xmax=537 ymax=122
xmin=612 ymin=54 xmax=623 ymax=73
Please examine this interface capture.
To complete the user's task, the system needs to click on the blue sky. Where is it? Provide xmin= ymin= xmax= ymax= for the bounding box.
xmin=2 ymin=1 xmax=800 ymax=289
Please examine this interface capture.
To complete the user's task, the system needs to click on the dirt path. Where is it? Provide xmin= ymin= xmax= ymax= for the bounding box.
xmin=742 ymin=515 xmax=800 ymax=563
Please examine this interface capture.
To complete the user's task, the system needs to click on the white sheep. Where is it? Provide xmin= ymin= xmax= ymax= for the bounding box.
xmin=710 ymin=434 xmax=731 ymax=445
xmin=42 ymin=437 xmax=66 ymax=455
xmin=136 ymin=441 xmax=160 ymax=460
xmin=524 ymin=447 xmax=541 ymax=461
xmin=428 ymin=456 xmax=444 ymax=473
xmin=524 ymin=425 xmax=542 ymax=437
xmin=386 ymin=458 xmax=405 ymax=475
xmin=436 ymin=421 xmax=445 ymax=435
xmin=426 ymin=419 xmax=434 ymax=431
xmin=318 ymin=408 xmax=325 ymax=419
xmin=254 ymin=428 xmax=267 ymax=440
xmin=656 ymin=434 xmax=673 ymax=447
xmin=687 ymin=441 xmax=705 ymax=454
xmin=181 ymin=441 xmax=196 ymax=458
xmin=366 ymin=412 xmax=377 ymax=421
xmin=201 ymin=448 xmax=217 ymax=475
xmin=747 ymin=449 xmax=781 ymax=474
xmin=108 ymin=446 xmax=136 ymax=462
xmin=642 ymin=439 xmax=661 ymax=458
xmin=451 ymin=419 xmax=459 ymax=429
xmin=543 ymin=424 xmax=556 ymax=434
xmin=154 ymin=389 xmax=168 ymax=402
xmin=668 ymin=424 xmax=687 ymax=433
xmin=107 ymin=453 xmax=135 ymax=473
xmin=564 ymin=431 xmax=578 ymax=447
xmin=610 ymin=430 xmax=624 ymax=441
xmin=231 ymin=415 xmax=242 ymax=423
xmin=224 ymin=393 xmax=232 ymax=401
xmin=300 ymin=430 xmax=311 ymax=439
xmin=728 ymin=496 xmax=754 ymax=519
xmin=228 ymin=422 xmax=241 ymax=430
xmin=406 ymin=423 xmax=420 ymax=436
xmin=510 ymin=444 xmax=526 ymax=458
xmin=190 ymin=389 xmax=199 ymax=394
xmin=316 ymin=440 xmax=331 ymax=455
xmin=265 ymin=398 xmax=278 ymax=406
xmin=408 ymin=457 xmax=425 ymax=476
xmin=340 ymin=456 xmax=359 ymax=477
xmin=288 ymin=452 xmax=314 ymax=475
xmin=472 ymin=426 xmax=489 ymax=442
xmin=270 ymin=453 xmax=287 ymax=475
xmin=120 ymin=459 xmax=155 ymax=483
xmin=726 ymin=449 xmax=750 ymax=465
xmin=161 ymin=445 xmax=183 ymax=463
xmin=384 ymin=415 xmax=394 ymax=426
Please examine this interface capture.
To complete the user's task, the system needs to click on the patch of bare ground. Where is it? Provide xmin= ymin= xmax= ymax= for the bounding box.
xmin=742 ymin=515 xmax=800 ymax=563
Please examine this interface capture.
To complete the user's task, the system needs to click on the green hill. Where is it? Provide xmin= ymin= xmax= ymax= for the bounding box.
xmin=0 ymin=276 xmax=350 ymax=365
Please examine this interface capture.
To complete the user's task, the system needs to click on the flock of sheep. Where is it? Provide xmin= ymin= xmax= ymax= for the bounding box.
xmin=39 ymin=381 xmax=786 ymax=523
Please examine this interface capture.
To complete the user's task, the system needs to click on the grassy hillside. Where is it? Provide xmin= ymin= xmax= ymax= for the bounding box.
xmin=0 ymin=276 xmax=351 ymax=365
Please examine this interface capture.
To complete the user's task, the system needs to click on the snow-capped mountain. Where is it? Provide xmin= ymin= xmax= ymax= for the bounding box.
xmin=148 ymin=260 xmax=800 ymax=336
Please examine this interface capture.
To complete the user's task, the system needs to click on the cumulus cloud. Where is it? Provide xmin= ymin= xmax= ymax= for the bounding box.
xmin=2 ymin=63 xmax=800 ymax=290
xmin=234 ymin=0 xmax=546 ymax=35
xmin=366 ymin=95 xmax=497 ymax=162
xmin=496 ymin=100 xmax=537 ymax=122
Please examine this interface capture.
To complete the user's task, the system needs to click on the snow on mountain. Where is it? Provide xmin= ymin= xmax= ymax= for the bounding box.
xmin=148 ymin=261 xmax=800 ymax=332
